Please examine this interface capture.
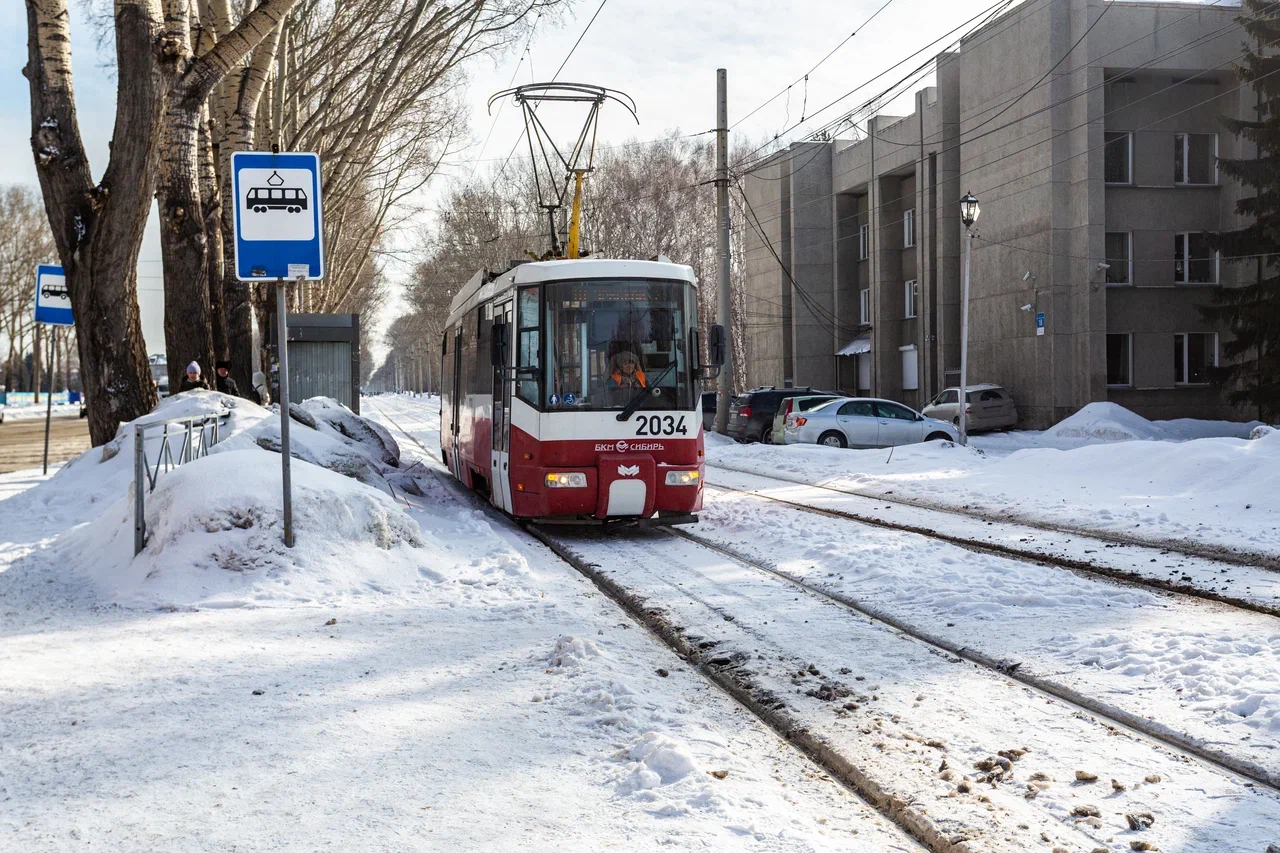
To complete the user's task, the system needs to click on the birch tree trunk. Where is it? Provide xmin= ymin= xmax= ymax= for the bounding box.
xmin=159 ymin=1 xmax=292 ymax=392
xmin=217 ymin=16 xmax=284 ymax=395
xmin=25 ymin=0 xmax=173 ymax=444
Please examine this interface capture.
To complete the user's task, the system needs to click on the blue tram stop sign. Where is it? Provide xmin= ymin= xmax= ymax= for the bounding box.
xmin=232 ymin=151 xmax=326 ymax=282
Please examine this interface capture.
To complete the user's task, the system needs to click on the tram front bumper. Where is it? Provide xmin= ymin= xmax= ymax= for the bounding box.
xmin=511 ymin=456 xmax=704 ymax=521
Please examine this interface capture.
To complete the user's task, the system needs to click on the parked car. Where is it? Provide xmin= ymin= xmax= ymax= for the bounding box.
xmin=784 ymin=397 xmax=958 ymax=448
xmin=729 ymin=387 xmax=839 ymax=443
xmin=771 ymin=393 xmax=842 ymax=444
xmin=922 ymin=384 xmax=1018 ymax=432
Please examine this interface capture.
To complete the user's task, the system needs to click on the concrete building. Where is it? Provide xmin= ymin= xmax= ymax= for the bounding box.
xmin=740 ymin=0 xmax=1255 ymax=427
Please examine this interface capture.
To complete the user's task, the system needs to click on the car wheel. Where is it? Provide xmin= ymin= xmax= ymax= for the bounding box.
xmin=762 ymin=429 xmax=774 ymax=445
xmin=818 ymin=431 xmax=847 ymax=449
xmin=925 ymin=431 xmax=953 ymax=443
xmin=952 ymin=416 xmax=961 ymax=427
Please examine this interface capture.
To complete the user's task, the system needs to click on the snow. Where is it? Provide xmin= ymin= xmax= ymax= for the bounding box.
xmin=708 ymin=406 xmax=1280 ymax=559
xmin=0 ymin=393 xmax=918 ymax=851
xmin=692 ymin=483 xmax=1280 ymax=775
xmin=59 ymin=449 xmax=428 ymax=608
xmin=0 ymin=402 xmax=80 ymax=421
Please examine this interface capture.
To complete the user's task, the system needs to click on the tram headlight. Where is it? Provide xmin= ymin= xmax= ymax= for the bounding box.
xmin=665 ymin=470 xmax=701 ymax=486
xmin=545 ymin=472 xmax=587 ymax=488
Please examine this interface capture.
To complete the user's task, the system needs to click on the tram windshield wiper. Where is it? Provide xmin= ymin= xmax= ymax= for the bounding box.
xmin=615 ymin=364 xmax=674 ymax=421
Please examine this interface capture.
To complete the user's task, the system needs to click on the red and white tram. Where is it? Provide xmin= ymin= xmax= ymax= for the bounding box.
xmin=440 ymin=257 xmax=724 ymax=525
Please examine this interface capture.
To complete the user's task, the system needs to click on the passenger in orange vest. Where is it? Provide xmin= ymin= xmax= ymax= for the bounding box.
xmin=610 ymin=351 xmax=647 ymax=389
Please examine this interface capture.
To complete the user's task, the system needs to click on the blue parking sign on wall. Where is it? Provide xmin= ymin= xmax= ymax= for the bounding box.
xmin=1035 ymin=312 xmax=1045 ymax=336
xmin=35 ymin=264 xmax=74 ymax=326
xmin=232 ymin=151 xmax=325 ymax=281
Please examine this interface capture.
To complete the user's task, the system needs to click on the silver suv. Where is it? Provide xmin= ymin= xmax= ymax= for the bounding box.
xmin=922 ymin=384 xmax=1018 ymax=431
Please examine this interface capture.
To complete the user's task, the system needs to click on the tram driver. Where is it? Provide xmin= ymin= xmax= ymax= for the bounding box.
xmin=610 ymin=350 xmax=647 ymax=389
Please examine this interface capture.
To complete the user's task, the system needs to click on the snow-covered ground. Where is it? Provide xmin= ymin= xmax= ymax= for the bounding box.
xmin=693 ymin=478 xmax=1280 ymax=780
xmin=0 ymin=392 xmax=921 ymax=851
xmin=0 ymin=402 xmax=80 ymax=421
xmin=709 ymin=403 xmax=1280 ymax=560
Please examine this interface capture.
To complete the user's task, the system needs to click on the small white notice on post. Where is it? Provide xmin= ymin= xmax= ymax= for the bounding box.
xmin=287 ymin=263 xmax=309 ymax=279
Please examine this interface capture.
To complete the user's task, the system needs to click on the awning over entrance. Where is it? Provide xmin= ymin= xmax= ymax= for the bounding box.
xmin=836 ymin=334 xmax=871 ymax=356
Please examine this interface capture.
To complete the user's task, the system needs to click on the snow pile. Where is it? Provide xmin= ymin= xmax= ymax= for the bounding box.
xmin=1254 ymin=424 xmax=1277 ymax=440
xmin=1044 ymin=402 xmax=1167 ymax=441
xmin=617 ymin=732 xmax=701 ymax=794
xmin=59 ymin=449 xmax=425 ymax=606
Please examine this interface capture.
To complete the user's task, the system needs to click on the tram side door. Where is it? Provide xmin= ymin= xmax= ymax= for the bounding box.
xmin=490 ymin=301 xmax=515 ymax=512
xmin=450 ymin=324 xmax=463 ymax=479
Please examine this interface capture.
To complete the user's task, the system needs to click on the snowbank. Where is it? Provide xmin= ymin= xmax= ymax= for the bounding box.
xmin=1044 ymin=401 xmax=1264 ymax=443
xmin=59 ymin=450 xmax=426 ymax=607
xmin=8 ymin=391 xmax=431 ymax=608
xmin=710 ymin=424 xmax=1280 ymax=558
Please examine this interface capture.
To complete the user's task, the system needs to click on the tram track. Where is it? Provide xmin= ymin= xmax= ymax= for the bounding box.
xmin=367 ymin=401 xmax=1280 ymax=851
xmin=527 ymin=523 xmax=1280 ymax=852
xmin=703 ymin=477 xmax=1280 ymax=620
xmin=707 ymin=460 xmax=1280 ymax=572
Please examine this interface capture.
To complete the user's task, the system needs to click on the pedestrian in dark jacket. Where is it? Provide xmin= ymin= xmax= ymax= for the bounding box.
xmin=179 ymin=361 xmax=209 ymax=393
xmin=215 ymin=360 xmax=240 ymax=397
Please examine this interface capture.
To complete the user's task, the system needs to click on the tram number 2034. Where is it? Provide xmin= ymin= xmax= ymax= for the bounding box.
xmin=634 ymin=415 xmax=689 ymax=437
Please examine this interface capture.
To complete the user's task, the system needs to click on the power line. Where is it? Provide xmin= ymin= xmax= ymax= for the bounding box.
xmin=735 ymin=8 xmax=1266 ymax=242
xmin=736 ymin=63 xmax=1280 ymax=277
xmin=730 ymin=0 xmax=902 ymax=131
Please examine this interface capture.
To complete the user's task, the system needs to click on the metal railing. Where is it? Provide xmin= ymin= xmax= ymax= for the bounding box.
xmin=134 ymin=411 xmax=228 ymax=555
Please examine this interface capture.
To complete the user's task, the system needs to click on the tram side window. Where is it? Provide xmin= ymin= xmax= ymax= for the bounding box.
xmin=475 ymin=305 xmax=492 ymax=387
xmin=517 ymin=286 xmax=540 ymax=404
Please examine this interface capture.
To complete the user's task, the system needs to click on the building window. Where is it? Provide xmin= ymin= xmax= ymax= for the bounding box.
xmin=1174 ymin=232 xmax=1218 ymax=283
xmin=903 ymin=279 xmax=918 ymax=318
xmin=903 ymin=209 xmax=915 ymax=248
xmin=1174 ymin=133 xmax=1217 ymax=185
xmin=1174 ymin=333 xmax=1216 ymax=385
xmin=1104 ymin=131 xmax=1132 ymax=184
xmin=900 ymin=345 xmax=919 ymax=391
xmin=1105 ymin=232 xmax=1131 ymax=285
xmin=858 ymin=223 xmax=870 ymax=260
xmin=859 ymin=288 xmax=871 ymax=325
xmin=1106 ymin=333 xmax=1132 ymax=386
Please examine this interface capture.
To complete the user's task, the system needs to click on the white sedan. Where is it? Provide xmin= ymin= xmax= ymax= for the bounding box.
xmin=784 ymin=397 xmax=958 ymax=448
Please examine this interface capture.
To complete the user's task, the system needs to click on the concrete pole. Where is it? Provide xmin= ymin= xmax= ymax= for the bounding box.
xmin=714 ymin=68 xmax=733 ymax=435
xmin=958 ymin=228 xmax=972 ymax=446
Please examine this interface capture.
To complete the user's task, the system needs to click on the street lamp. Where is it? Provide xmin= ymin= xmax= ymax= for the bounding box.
xmin=958 ymin=191 xmax=980 ymax=446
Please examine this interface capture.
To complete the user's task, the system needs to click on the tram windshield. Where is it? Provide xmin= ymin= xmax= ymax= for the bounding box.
xmin=528 ymin=278 xmax=696 ymax=412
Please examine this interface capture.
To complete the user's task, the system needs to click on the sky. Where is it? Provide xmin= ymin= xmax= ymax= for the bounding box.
xmin=0 ymin=0 xmax=1032 ymax=363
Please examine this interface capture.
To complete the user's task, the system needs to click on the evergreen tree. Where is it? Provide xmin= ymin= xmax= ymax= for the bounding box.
xmin=1205 ymin=0 xmax=1280 ymax=421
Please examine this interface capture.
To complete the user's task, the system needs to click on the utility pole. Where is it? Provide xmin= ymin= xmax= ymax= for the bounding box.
xmin=714 ymin=68 xmax=733 ymax=435
xmin=958 ymin=192 xmax=980 ymax=446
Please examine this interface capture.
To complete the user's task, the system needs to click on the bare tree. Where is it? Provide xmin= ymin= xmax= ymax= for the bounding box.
xmin=0 ymin=185 xmax=58 ymax=394
xmin=25 ymin=0 xmax=299 ymax=444
xmin=391 ymin=132 xmax=758 ymax=392
xmin=211 ymin=0 xmax=563 ymax=395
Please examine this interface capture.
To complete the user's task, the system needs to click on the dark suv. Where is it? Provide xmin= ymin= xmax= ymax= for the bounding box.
xmin=728 ymin=387 xmax=838 ymax=443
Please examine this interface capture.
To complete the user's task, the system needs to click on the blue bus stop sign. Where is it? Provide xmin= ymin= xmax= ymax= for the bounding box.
xmin=35 ymin=264 xmax=74 ymax=326
xmin=231 ymin=151 xmax=325 ymax=281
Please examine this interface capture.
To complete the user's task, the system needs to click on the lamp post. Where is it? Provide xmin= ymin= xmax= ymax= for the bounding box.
xmin=958 ymin=191 xmax=980 ymax=447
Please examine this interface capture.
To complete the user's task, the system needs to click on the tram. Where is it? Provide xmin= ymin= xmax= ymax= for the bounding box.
xmin=440 ymin=257 xmax=724 ymax=525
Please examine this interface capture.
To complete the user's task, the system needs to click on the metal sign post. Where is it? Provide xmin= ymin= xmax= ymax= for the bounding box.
xmin=34 ymin=264 xmax=73 ymax=475
xmin=231 ymin=150 xmax=325 ymax=548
